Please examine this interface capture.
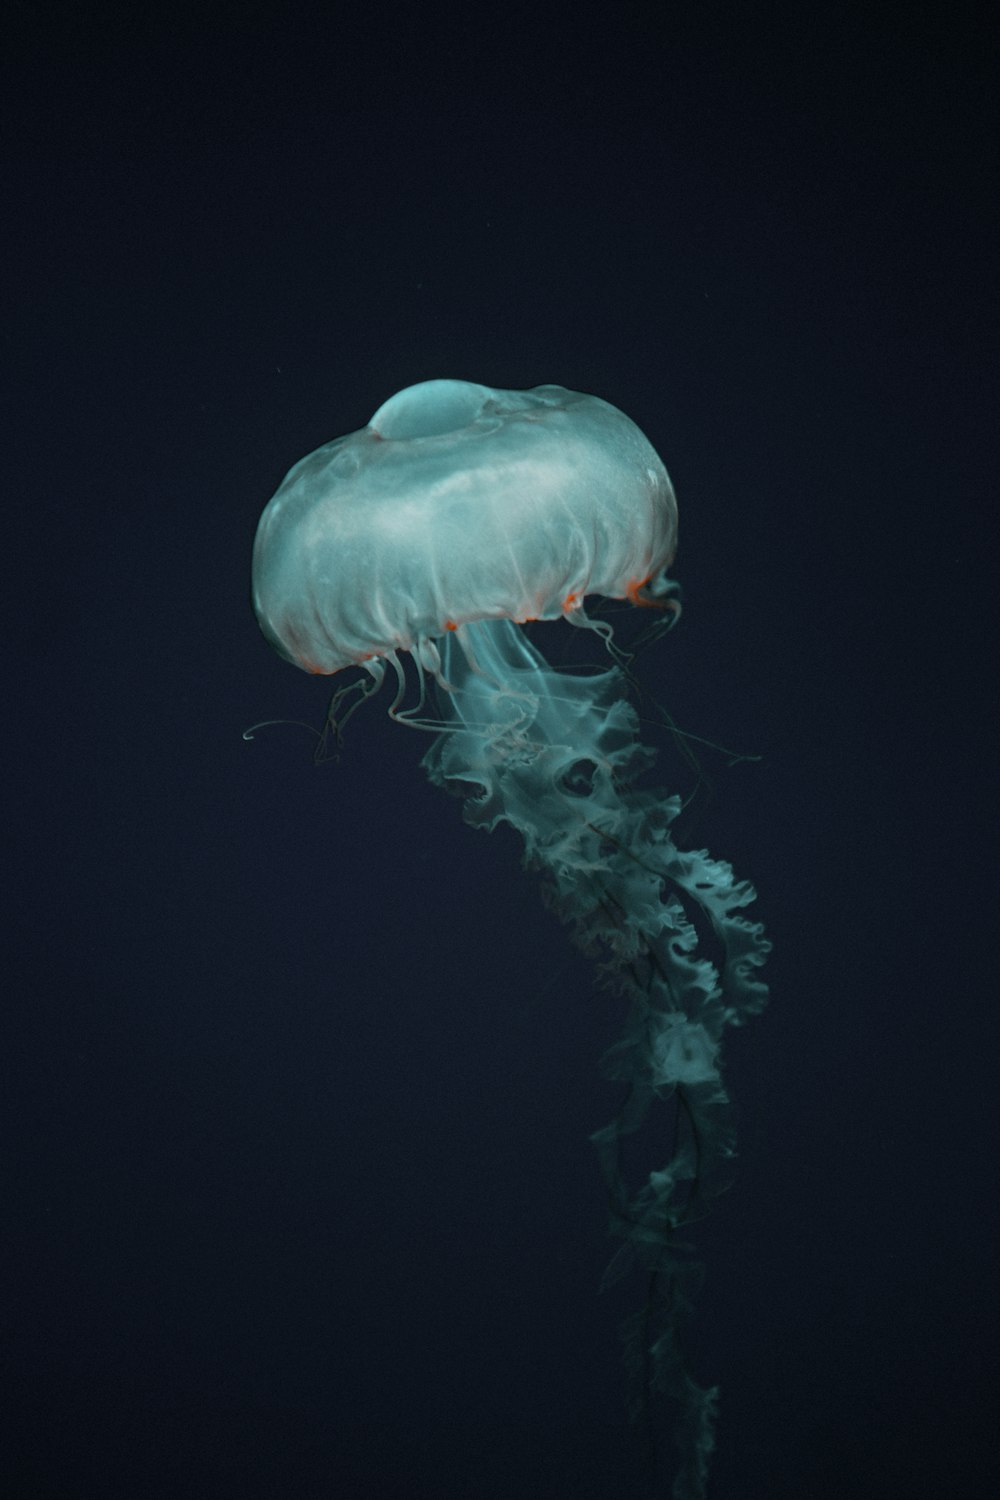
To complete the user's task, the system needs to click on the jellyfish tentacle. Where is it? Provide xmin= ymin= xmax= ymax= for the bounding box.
xmin=423 ymin=617 xmax=769 ymax=1500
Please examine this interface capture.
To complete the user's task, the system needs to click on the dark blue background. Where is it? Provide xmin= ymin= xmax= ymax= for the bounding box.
xmin=4 ymin=4 xmax=995 ymax=1497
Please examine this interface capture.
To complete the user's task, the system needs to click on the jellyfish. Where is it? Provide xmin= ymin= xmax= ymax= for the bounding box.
xmin=251 ymin=379 xmax=769 ymax=1499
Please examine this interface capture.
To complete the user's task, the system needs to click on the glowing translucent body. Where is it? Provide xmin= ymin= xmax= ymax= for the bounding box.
xmin=252 ymin=380 xmax=677 ymax=677
xmin=252 ymin=379 xmax=769 ymax=1500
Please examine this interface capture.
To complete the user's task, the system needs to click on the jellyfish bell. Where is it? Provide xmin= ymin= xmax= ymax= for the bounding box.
xmin=251 ymin=379 xmax=769 ymax=1500
xmin=252 ymin=379 xmax=678 ymax=686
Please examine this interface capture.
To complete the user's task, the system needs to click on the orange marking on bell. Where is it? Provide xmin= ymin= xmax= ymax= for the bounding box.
xmin=626 ymin=577 xmax=679 ymax=615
